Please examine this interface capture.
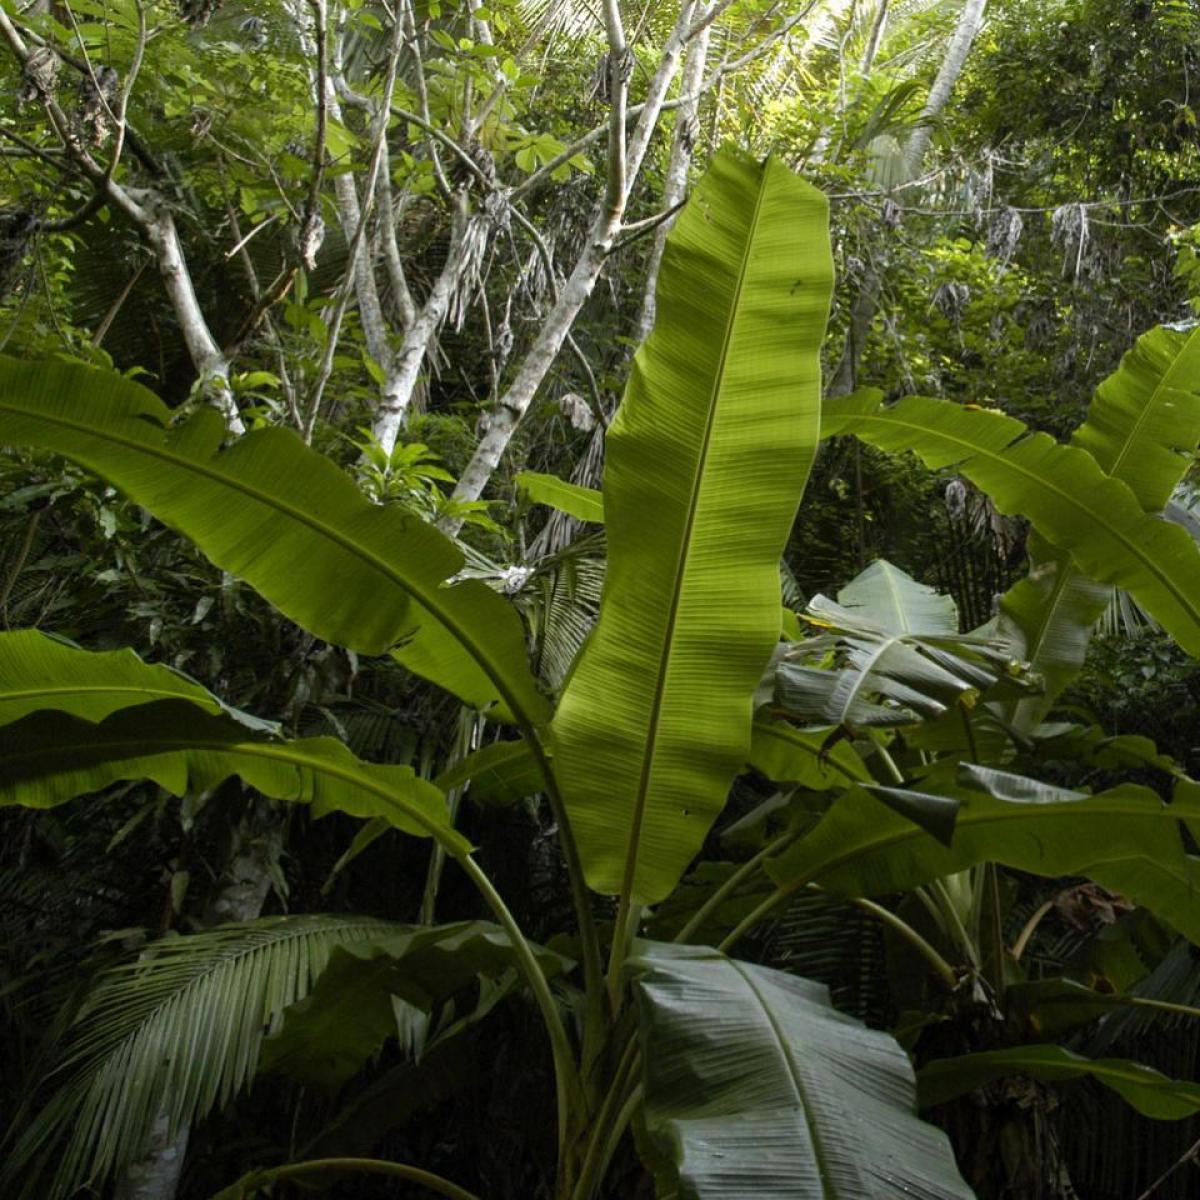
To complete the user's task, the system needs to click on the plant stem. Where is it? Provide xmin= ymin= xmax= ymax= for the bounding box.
xmin=525 ymin=731 xmax=607 ymax=1070
xmin=212 ymin=1156 xmax=481 ymax=1200
xmin=836 ymin=891 xmax=958 ymax=990
xmin=870 ymin=732 xmax=906 ymax=784
xmin=716 ymin=882 xmax=795 ymax=952
xmin=674 ymin=827 xmax=801 ymax=944
xmin=1010 ymin=897 xmax=1054 ymax=962
xmin=457 ymin=854 xmax=580 ymax=1156
xmin=570 ymin=1037 xmax=641 ymax=1200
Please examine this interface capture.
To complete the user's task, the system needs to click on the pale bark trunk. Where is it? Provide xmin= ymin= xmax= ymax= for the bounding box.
xmin=371 ymin=198 xmax=468 ymax=453
xmin=903 ymin=0 xmax=988 ymax=175
xmin=142 ymin=206 xmax=243 ymax=434
xmin=449 ymin=3 xmax=697 ymax=515
xmin=635 ymin=4 xmax=712 ymax=342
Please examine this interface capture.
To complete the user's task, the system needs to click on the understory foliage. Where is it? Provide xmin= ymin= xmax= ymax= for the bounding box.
xmin=4 ymin=3 xmax=1200 ymax=1200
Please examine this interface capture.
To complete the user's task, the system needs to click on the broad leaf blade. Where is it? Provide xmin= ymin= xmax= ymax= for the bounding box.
xmin=1000 ymin=324 xmax=1200 ymax=727
xmin=836 ymin=558 xmax=958 ymax=635
xmin=0 ymin=702 xmax=465 ymax=852
xmin=918 ymin=1046 xmax=1200 ymax=1120
xmin=0 ymin=629 xmax=272 ymax=731
xmin=0 ymin=356 xmax=548 ymax=723
xmin=631 ymin=941 xmax=973 ymax=1199
xmin=767 ymin=772 xmax=1200 ymax=943
xmin=553 ymin=151 xmax=834 ymax=902
xmin=824 ymin=391 xmax=1200 ymax=661
xmin=262 ymin=922 xmax=571 ymax=1088
xmin=516 ymin=471 xmax=605 ymax=523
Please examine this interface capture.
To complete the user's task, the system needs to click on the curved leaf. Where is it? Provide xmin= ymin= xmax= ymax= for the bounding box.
xmin=767 ymin=765 xmax=1200 ymax=944
xmin=778 ymin=562 xmax=1029 ymax=729
xmin=433 ymin=738 xmax=543 ymax=806
xmin=1000 ymin=323 xmax=1200 ymax=728
xmin=0 ymin=702 xmax=466 ymax=852
xmin=824 ymin=391 xmax=1200 ymax=660
xmin=918 ymin=1046 xmax=1200 ymax=1120
xmin=1 ymin=915 xmax=405 ymax=1199
xmin=749 ymin=719 xmax=871 ymax=789
xmin=0 ymin=356 xmax=548 ymax=724
xmin=0 ymin=629 xmax=273 ymax=731
xmin=553 ymin=151 xmax=834 ymax=902
xmin=836 ymin=558 xmax=959 ymax=635
xmin=516 ymin=471 xmax=605 ymax=523
xmin=630 ymin=941 xmax=973 ymax=1199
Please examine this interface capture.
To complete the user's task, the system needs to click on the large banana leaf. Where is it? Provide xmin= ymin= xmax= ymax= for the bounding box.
xmin=824 ymin=390 xmax=1200 ymax=660
xmin=999 ymin=323 xmax=1200 ymax=728
xmin=262 ymin=922 xmax=570 ymax=1088
xmin=0 ymin=629 xmax=274 ymax=730
xmin=917 ymin=1046 xmax=1200 ymax=1120
xmin=778 ymin=561 xmax=1031 ymax=728
xmin=766 ymin=764 xmax=1200 ymax=944
xmin=1 ymin=915 xmax=404 ymax=1199
xmin=630 ymin=941 xmax=973 ymax=1199
xmin=0 ymin=356 xmax=548 ymax=725
xmin=552 ymin=151 xmax=834 ymax=902
xmin=0 ymin=702 xmax=464 ymax=851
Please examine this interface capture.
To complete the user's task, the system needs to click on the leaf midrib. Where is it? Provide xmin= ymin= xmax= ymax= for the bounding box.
xmin=792 ymin=792 xmax=1189 ymax=890
xmin=734 ymin=962 xmax=838 ymax=1195
xmin=1 ymin=733 xmax=464 ymax=850
xmin=619 ymin=164 xmax=772 ymax=902
xmin=0 ymin=401 xmax=530 ymax=724
xmin=843 ymin=406 xmax=1200 ymax=640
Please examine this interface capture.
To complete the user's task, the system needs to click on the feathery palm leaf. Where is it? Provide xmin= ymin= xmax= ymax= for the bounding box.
xmin=2 ymin=915 xmax=405 ymax=1199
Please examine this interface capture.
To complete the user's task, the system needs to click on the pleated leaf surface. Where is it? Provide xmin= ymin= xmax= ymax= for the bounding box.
xmin=552 ymin=150 xmax=833 ymax=902
xmin=1000 ymin=323 xmax=1200 ymax=727
xmin=630 ymin=941 xmax=973 ymax=1199
xmin=0 ymin=356 xmax=548 ymax=724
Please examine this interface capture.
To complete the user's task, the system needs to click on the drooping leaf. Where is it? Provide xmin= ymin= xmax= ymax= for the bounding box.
xmin=262 ymin=921 xmax=571 ymax=1088
xmin=777 ymin=562 xmax=1031 ymax=729
xmin=0 ymin=629 xmax=275 ymax=731
xmin=516 ymin=471 xmax=605 ymax=523
xmin=823 ymin=391 xmax=1200 ymax=661
xmin=553 ymin=150 xmax=834 ymax=902
xmin=918 ymin=1046 xmax=1200 ymax=1120
xmin=0 ymin=702 xmax=466 ymax=852
xmin=0 ymin=916 xmax=406 ymax=1199
xmin=0 ymin=356 xmax=548 ymax=724
xmin=999 ymin=323 xmax=1200 ymax=728
xmin=630 ymin=940 xmax=973 ymax=1199
xmin=767 ymin=765 xmax=1200 ymax=944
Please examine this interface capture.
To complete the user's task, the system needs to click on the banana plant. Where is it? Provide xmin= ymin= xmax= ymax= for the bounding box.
xmin=4 ymin=148 xmax=1200 ymax=1200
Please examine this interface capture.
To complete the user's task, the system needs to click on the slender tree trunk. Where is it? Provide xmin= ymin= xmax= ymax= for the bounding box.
xmin=141 ymin=204 xmax=243 ymax=434
xmin=449 ymin=2 xmax=698 ymax=515
xmin=903 ymin=0 xmax=988 ymax=175
xmin=634 ymin=3 xmax=712 ymax=342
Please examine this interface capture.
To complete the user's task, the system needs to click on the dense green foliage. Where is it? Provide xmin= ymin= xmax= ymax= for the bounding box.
xmin=4 ymin=3 xmax=1200 ymax=1199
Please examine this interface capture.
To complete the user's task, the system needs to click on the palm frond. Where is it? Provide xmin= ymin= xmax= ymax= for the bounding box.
xmin=3 ymin=914 xmax=405 ymax=1199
